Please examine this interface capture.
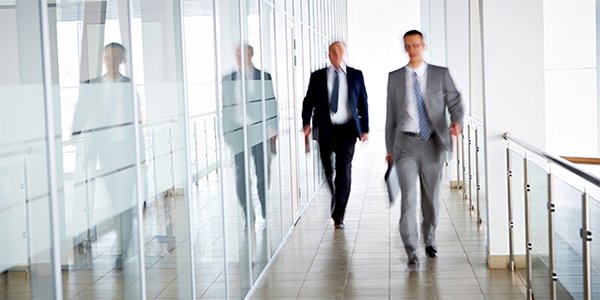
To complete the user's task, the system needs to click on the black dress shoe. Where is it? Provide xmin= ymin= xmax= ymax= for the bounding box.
xmin=425 ymin=246 xmax=438 ymax=258
xmin=334 ymin=223 xmax=344 ymax=230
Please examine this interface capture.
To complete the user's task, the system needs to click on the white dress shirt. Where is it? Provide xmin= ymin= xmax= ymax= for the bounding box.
xmin=327 ymin=64 xmax=351 ymax=124
xmin=401 ymin=62 xmax=428 ymax=134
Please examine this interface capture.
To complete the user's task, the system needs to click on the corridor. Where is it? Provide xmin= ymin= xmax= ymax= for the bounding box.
xmin=249 ymin=131 xmax=528 ymax=299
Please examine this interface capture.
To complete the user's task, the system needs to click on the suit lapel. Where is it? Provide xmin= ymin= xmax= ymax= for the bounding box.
xmin=424 ymin=66 xmax=436 ymax=109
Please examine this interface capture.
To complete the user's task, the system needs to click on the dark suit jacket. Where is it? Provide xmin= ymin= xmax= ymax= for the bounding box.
xmin=302 ymin=66 xmax=369 ymax=141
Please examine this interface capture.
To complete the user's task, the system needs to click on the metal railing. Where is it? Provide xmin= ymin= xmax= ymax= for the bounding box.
xmin=456 ymin=115 xmax=485 ymax=224
xmin=503 ymin=132 xmax=600 ymax=300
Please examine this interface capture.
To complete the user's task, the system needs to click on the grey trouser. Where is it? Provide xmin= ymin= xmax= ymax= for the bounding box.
xmin=396 ymin=133 xmax=445 ymax=256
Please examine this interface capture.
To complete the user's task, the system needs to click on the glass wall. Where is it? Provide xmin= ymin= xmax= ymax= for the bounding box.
xmin=0 ymin=0 xmax=347 ymax=299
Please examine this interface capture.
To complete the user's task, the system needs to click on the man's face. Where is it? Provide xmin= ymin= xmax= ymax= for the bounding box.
xmin=404 ymin=34 xmax=425 ymax=61
xmin=328 ymin=43 xmax=345 ymax=69
xmin=104 ymin=47 xmax=125 ymax=73
xmin=235 ymin=47 xmax=253 ymax=69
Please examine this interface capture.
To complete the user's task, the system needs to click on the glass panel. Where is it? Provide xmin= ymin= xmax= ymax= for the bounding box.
xmin=218 ymin=0 xmax=251 ymax=298
xmin=553 ymin=176 xmax=584 ymax=299
xmin=181 ymin=0 xmax=227 ymax=298
xmin=589 ymin=193 xmax=600 ymax=298
xmin=135 ymin=0 xmax=195 ymax=298
xmin=55 ymin=1 xmax=144 ymax=298
xmin=261 ymin=0 xmax=284 ymax=256
xmin=274 ymin=8 xmax=294 ymax=233
xmin=528 ymin=160 xmax=550 ymax=299
xmin=0 ymin=1 xmax=58 ymax=298
xmin=243 ymin=0 xmax=269 ymax=282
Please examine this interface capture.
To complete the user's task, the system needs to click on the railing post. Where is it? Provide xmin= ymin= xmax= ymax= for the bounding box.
xmin=475 ymin=128 xmax=481 ymax=224
xmin=467 ymin=124 xmax=473 ymax=210
xmin=547 ymin=172 xmax=556 ymax=300
xmin=506 ymin=146 xmax=515 ymax=272
xmin=461 ymin=130 xmax=467 ymax=200
xmin=151 ymin=130 xmax=159 ymax=202
xmin=193 ymin=121 xmax=199 ymax=185
xmin=582 ymin=192 xmax=591 ymax=300
xmin=456 ymin=135 xmax=461 ymax=189
xmin=524 ymin=157 xmax=533 ymax=300
xmin=169 ymin=124 xmax=176 ymax=194
xmin=204 ymin=118 xmax=209 ymax=182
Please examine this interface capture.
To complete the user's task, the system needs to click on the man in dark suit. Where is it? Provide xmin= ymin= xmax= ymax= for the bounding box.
xmin=302 ymin=41 xmax=369 ymax=230
xmin=385 ymin=30 xmax=464 ymax=265
xmin=223 ymin=45 xmax=277 ymax=228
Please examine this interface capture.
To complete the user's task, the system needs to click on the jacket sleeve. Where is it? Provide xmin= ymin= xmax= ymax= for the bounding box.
xmin=385 ymin=73 xmax=396 ymax=154
xmin=442 ymin=68 xmax=464 ymax=128
xmin=356 ymin=70 xmax=369 ymax=134
xmin=302 ymin=72 xmax=317 ymax=127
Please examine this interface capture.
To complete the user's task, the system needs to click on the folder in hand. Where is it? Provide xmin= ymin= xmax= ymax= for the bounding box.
xmin=384 ymin=163 xmax=400 ymax=206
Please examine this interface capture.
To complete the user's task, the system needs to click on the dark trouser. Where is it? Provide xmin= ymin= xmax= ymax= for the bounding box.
xmin=235 ymin=142 xmax=272 ymax=221
xmin=318 ymin=122 xmax=357 ymax=224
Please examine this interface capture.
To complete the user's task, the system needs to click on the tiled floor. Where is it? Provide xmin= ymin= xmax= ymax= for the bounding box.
xmin=249 ymin=133 xmax=528 ymax=299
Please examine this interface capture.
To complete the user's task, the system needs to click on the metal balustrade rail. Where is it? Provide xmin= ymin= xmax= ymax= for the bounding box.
xmin=503 ymin=132 xmax=600 ymax=300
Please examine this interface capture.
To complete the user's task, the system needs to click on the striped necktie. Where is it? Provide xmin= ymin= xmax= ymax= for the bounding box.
xmin=413 ymin=71 xmax=433 ymax=140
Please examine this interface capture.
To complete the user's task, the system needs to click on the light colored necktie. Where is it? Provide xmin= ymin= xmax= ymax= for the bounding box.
xmin=330 ymin=70 xmax=339 ymax=113
xmin=413 ymin=71 xmax=433 ymax=140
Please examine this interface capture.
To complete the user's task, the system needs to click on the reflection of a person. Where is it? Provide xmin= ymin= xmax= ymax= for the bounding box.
xmin=223 ymin=44 xmax=277 ymax=227
xmin=302 ymin=41 xmax=369 ymax=230
xmin=385 ymin=30 xmax=464 ymax=265
xmin=72 ymin=42 xmax=138 ymax=269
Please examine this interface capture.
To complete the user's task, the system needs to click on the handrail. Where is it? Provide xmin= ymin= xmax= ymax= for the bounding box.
xmin=503 ymin=132 xmax=600 ymax=188
xmin=463 ymin=115 xmax=484 ymax=127
xmin=560 ymin=156 xmax=600 ymax=165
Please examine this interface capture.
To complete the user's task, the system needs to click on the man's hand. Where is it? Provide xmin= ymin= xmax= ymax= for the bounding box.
xmin=449 ymin=122 xmax=461 ymax=136
xmin=360 ymin=133 xmax=369 ymax=142
xmin=303 ymin=125 xmax=311 ymax=138
xmin=385 ymin=153 xmax=393 ymax=167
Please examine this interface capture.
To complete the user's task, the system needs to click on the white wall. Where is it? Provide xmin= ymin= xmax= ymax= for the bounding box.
xmin=481 ymin=0 xmax=546 ymax=263
xmin=347 ymin=0 xmax=420 ymax=130
xmin=544 ymin=0 xmax=598 ymax=158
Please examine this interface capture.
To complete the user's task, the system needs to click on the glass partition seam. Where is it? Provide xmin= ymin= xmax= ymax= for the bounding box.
xmin=211 ymin=0 xmax=230 ymax=298
xmin=39 ymin=0 xmax=63 ymax=297
xmin=175 ymin=0 xmax=198 ymax=297
xmin=124 ymin=0 xmax=147 ymax=296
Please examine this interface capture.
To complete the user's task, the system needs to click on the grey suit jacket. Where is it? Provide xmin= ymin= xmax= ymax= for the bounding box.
xmin=385 ymin=64 xmax=464 ymax=156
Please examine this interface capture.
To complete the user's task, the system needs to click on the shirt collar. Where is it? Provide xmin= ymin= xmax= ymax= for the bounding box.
xmin=329 ymin=63 xmax=347 ymax=74
xmin=406 ymin=62 xmax=428 ymax=77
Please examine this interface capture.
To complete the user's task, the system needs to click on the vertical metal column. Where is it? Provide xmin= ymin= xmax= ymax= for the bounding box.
xmin=547 ymin=172 xmax=556 ymax=300
xmin=467 ymin=124 xmax=473 ymax=210
xmin=193 ymin=121 xmax=199 ymax=184
xmin=475 ymin=128 xmax=481 ymax=223
xmin=582 ymin=192 xmax=592 ymax=300
xmin=461 ymin=130 xmax=467 ymax=200
xmin=506 ymin=147 xmax=515 ymax=271
xmin=523 ymin=157 xmax=532 ymax=300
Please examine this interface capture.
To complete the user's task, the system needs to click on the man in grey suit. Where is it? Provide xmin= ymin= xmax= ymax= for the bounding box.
xmin=385 ymin=30 xmax=464 ymax=265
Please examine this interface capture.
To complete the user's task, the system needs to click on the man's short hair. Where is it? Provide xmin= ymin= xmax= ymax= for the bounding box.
xmin=105 ymin=42 xmax=126 ymax=53
xmin=403 ymin=30 xmax=424 ymax=40
xmin=328 ymin=40 xmax=346 ymax=51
